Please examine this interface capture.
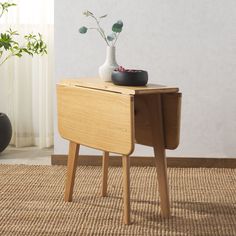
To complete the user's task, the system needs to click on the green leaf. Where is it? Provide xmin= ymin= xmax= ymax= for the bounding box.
xmin=117 ymin=20 xmax=123 ymax=27
xmin=15 ymin=53 xmax=22 ymax=57
xmin=7 ymin=28 xmax=19 ymax=36
xmin=112 ymin=23 xmax=123 ymax=33
xmin=79 ymin=26 xmax=88 ymax=34
xmin=99 ymin=14 xmax=107 ymax=19
xmin=0 ymin=33 xmax=12 ymax=50
xmin=107 ymin=33 xmax=115 ymax=41
xmin=0 ymin=26 xmax=47 ymax=65
xmin=0 ymin=2 xmax=16 ymax=17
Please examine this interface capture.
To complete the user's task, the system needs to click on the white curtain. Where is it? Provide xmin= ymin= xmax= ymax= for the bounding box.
xmin=0 ymin=0 xmax=54 ymax=148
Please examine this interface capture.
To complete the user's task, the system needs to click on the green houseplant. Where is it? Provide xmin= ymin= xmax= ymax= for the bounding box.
xmin=0 ymin=2 xmax=47 ymax=66
xmin=79 ymin=10 xmax=123 ymax=81
xmin=79 ymin=10 xmax=123 ymax=46
xmin=0 ymin=2 xmax=47 ymax=152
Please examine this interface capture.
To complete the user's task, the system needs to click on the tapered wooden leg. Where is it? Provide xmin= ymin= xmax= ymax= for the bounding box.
xmin=64 ymin=141 xmax=80 ymax=202
xmin=101 ymin=151 xmax=109 ymax=197
xmin=153 ymin=145 xmax=170 ymax=217
xmin=122 ymin=155 xmax=131 ymax=225
xmin=146 ymin=94 xmax=170 ymax=217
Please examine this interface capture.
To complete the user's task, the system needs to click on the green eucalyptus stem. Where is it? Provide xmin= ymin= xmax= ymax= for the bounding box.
xmin=90 ymin=15 xmax=109 ymax=46
xmin=113 ymin=33 xmax=120 ymax=46
xmin=88 ymin=27 xmax=109 ymax=45
xmin=79 ymin=11 xmax=123 ymax=47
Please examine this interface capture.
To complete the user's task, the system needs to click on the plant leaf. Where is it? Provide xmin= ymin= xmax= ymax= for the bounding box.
xmin=15 ymin=53 xmax=22 ymax=57
xmin=79 ymin=26 xmax=88 ymax=34
xmin=112 ymin=23 xmax=123 ymax=33
xmin=116 ymin=20 xmax=123 ymax=27
xmin=99 ymin=14 xmax=107 ymax=19
xmin=107 ymin=33 xmax=116 ymax=41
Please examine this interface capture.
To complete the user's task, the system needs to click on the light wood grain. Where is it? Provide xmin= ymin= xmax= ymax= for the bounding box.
xmin=162 ymin=93 xmax=182 ymax=149
xmin=64 ymin=142 xmax=80 ymax=202
xmin=57 ymin=84 xmax=134 ymax=155
xmin=122 ymin=155 xmax=131 ymax=225
xmin=146 ymin=94 xmax=170 ymax=217
xmin=101 ymin=151 xmax=109 ymax=197
xmin=59 ymin=78 xmax=179 ymax=95
xmin=134 ymin=93 xmax=181 ymax=150
xmin=57 ymin=79 xmax=181 ymax=225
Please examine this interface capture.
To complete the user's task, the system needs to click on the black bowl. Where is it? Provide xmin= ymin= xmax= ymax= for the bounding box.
xmin=112 ymin=70 xmax=148 ymax=86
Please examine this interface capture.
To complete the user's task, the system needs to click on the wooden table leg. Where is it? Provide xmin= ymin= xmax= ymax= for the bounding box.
xmin=64 ymin=141 xmax=80 ymax=202
xmin=101 ymin=151 xmax=109 ymax=197
xmin=146 ymin=94 xmax=170 ymax=217
xmin=122 ymin=155 xmax=131 ymax=225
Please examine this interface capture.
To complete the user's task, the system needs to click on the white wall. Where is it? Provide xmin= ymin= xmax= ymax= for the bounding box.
xmin=54 ymin=0 xmax=236 ymax=158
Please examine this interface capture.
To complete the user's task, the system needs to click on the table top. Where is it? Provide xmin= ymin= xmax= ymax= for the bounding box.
xmin=58 ymin=78 xmax=179 ymax=95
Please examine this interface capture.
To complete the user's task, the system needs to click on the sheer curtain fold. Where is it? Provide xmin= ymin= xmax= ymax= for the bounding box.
xmin=0 ymin=0 xmax=54 ymax=148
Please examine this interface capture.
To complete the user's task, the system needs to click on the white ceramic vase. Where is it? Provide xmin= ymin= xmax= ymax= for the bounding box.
xmin=99 ymin=46 xmax=119 ymax=82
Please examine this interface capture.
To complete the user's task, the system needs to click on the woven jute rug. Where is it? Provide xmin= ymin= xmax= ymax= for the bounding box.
xmin=0 ymin=165 xmax=235 ymax=236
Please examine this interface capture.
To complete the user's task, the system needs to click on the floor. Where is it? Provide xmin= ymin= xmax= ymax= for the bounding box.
xmin=0 ymin=147 xmax=236 ymax=235
xmin=0 ymin=165 xmax=235 ymax=235
xmin=0 ymin=146 xmax=52 ymax=165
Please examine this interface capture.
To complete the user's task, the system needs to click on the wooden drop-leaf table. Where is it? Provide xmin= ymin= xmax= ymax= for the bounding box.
xmin=57 ymin=78 xmax=181 ymax=225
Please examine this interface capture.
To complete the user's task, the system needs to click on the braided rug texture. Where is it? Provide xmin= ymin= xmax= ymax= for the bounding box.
xmin=0 ymin=165 xmax=235 ymax=236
